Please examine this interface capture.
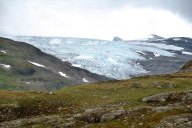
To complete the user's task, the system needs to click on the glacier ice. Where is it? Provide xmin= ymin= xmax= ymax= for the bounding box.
xmin=2 ymin=36 xmax=175 ymax=79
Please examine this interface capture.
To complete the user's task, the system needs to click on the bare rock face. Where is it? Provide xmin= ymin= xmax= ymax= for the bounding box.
xmin=179 ymin=60 xmax=192 ymax=73
xmin=142 ymin=90 xmax=192 ymax=103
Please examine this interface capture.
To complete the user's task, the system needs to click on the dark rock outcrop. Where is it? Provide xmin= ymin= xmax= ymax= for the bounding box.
xmin=179 ymin=60 xmax=192 ymax=73
xmin=113 ymin=37 xmax=123 ymax=41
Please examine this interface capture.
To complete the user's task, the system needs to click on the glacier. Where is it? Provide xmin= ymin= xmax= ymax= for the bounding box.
xmin=2 ymin=36 xmax=175 ymax=79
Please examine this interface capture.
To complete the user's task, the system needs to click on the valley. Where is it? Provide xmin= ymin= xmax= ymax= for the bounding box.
xmin=0 ymin=36 xmax=192 ymax=127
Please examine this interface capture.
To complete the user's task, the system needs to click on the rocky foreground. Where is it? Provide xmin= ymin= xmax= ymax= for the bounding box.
xmin=0 ymin=59 xmax=192 ymax=127
xmin=1 ymin=89 xmax=192 ymax=128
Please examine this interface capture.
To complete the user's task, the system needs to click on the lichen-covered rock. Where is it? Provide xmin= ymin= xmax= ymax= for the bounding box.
xmin=0 ymin=115 xmax=76 ymax=128
xmin=142 ymin=90 xmax=192 ymax=103
xmin=153 ymin=81 xmax=177 ymax=89
xmin=78 ymin=107 xmax=126 ymax=123
xmin=100 ymin=109 xmax=126 ymax=123
xmin=152 ymin=106 xmax=174 ymax=113
xmin=156 ymin=114 xmax=192 ymax=128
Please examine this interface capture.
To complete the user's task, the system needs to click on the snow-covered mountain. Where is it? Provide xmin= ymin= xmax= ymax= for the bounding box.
xmin=2 ymin=35 xmax=192 ymax=79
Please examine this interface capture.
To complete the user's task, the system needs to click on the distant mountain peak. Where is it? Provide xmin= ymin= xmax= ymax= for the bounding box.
xmin=113 ymin=36 xmax=123 ymax=41
xmin=146 ymin=34 xmax=165 ymax=40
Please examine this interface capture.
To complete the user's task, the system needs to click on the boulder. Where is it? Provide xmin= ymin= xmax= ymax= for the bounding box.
xmin=78 ymin=108 xmax=126 ymax=123
xmin=142 ymin=90 xmax=192 ymax=103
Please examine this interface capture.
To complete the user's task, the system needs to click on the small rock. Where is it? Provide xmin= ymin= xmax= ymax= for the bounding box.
xmin=32 ymin=125 xmax=40 ymax=128
xmin=153 ymin=106 xmax=173 ymax=113
xmin=130 ymin=83 xmax=142 ymax=88
xmin=166 ymin=123 xmax=173 ymax=127
xmin=176 ymin=118 xmax=189 ymax=123
xmin=74 ymin=114 xmax=82 ymax=118
xmin=84 ymin=109 xmax=94 ymax=113
xmin=64 ymin=122 xmax=75 ymax=127
xmin=66 ymin=117 xmax=74 ymax=122
xmin=48 ymin=91 xmax=54 ymax=95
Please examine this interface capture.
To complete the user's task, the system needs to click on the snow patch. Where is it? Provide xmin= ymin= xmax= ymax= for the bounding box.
xmin=49 ymin=39 xmax=62 ymax=44
xmin=172 ymin=38 xmax=181 ymax=41
xmin=82 ymin=78 xmax=89 ymax=83
xmin=154 ymin=53 xmax=160 ymax=57
xmin=26 ymin=82 xmax=30 ymax=84
xmin=182 ymin=51 xmax=192 ymax=55
xmin=59 ymin=72 xmax=70 ymax=78
xmin=1 ymin=50 xmax=7 ymax=54
xmin=146 ymin=34 xmax=154 ymax=39
xmin=72 ymin=64 xmax=81 ymax=68
xmin=0 ymin=64 xmax=11 ymax=69
xmin=136 ymin=51 xmax=146 ymax=55
xmin=28 ymin=61 xmax=45 ymax=67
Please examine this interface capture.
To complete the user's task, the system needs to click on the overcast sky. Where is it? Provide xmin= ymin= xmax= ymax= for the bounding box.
xmin=1 ymin=0 xmax=192 ymax=40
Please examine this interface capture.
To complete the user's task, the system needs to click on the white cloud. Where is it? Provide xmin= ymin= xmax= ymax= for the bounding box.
xmin=0 ymin=0 xmax=192 ymax=40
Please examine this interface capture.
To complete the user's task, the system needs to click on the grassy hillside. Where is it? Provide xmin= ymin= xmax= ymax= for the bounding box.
xmin=0 ymin=37 xmax=110 ymax=91
xmin=0 ymin=71 xmax=192 ymax=127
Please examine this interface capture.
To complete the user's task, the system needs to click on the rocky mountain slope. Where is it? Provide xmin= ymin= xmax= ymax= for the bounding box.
xmin=0 ymin=37 xmax=110 ymax=91
xmin=2 ymin=35 xmax=192 ymax=79
xmin=124 ymin=35 xmax=192 ymax=77
xmin=0 ymin=60 xmax=192 ymax=127
xmin=179 ymin=60 xmax=192 ymax=73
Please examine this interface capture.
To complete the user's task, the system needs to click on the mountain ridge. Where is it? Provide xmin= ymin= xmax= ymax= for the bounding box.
xmin=0 ymin=37 xmax=111 ymax=91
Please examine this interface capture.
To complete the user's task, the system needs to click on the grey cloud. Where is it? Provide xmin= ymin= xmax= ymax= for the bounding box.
xmin=106 ymin=0 xmax=192 ymax=21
